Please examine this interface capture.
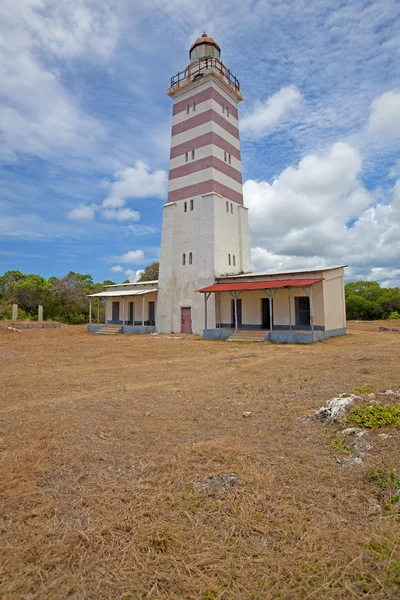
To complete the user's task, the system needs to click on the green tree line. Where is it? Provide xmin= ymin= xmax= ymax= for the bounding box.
xmin=1 ymin=269 xmax=398 ymax=323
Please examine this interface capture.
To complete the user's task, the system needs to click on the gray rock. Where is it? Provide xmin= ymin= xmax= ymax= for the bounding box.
xmin=194 ymin=473 xmax=241 ymax=497
xmin=349 ymin=439 xmax=372 ymax=452
xmin=336 ymin=455 xmax=363 ymax=468
xmin=342 ymin=427 xmax=363 ymax=435
xmin=378 ymin=433 xmax=391 ymax=439
xmin=379 ymin=326 xmax=390 ymax=331
xmin=356 ymin=356 xmax=373 ymax=361
xmin=391 ymin=328 xmax=399 ymax=332
xmin=315 ymin=393 xmax=359 ymax=423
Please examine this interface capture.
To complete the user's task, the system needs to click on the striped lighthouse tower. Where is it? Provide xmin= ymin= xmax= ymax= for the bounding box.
xmin=157 ymin=33 xmax=251 ymax=334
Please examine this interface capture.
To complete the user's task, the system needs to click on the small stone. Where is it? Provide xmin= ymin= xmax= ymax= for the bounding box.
xmin=383 ymin=389 xmax=400 ymax=398
xmin=356 ymin=356 xmax=373 ymax=361
xmin=378 ymin=433 xmax=390 ymax=439
xmin=391 ymin=328 xmax=399 ymax=332
xmin=379 ymin=326 xmax=390 ymax=331
xmin=342 ymin=427 xmax=362 ymax=436
xmin=349 ymin=439 xmax=372 ymax=452
xmin=242 ymin=353 xmax=256 ymax=359
xmin=242 ymin=411 xmax=252 ymax=418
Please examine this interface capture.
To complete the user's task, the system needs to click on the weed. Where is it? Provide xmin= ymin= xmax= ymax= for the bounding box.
xmin=367 ymin=468 xmax=400 ymax=511
xmin=353 ymin=385 xmax=373 ymax=394
xmin=276 ymin=376 xmax=282 ymax=383
xmin=328 ymin=434 xmax=349 ymax=453
xmin=346 ymin=403 xmax=400 ymax=428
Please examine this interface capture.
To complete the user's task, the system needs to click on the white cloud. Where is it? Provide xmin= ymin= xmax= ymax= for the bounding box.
xmin=367 ymin=90 xmax=400 ymax=136
xmin=102 ymin=161 xmax=167 ymax=208
xmin=244 ymin=142 xmax=400 ymax=285
xmin=110 ymin=265 xmax=123 ymax=272
xmin=101 ymin=208 xmax=141 ymax=221
xmin=125 ymin=269 xmax=144 ymax=282
xmin=241 ymin=86 xmax=302 ymax=138
xmin=67 ymin=203 xmax=97 ymax=220
xmin=117 ymin=250 xmax=145 ymax=264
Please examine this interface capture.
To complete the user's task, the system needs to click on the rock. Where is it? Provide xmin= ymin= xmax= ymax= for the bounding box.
xmin=342 ymin=427 xmax=362 ymax=435
xmin=356 ymin=356 xmax=373 ymax=361
xmin=391 ymin=328 xmax=399 ymax=332
xmin=242 ymin=411 xmax=252 ymax=418
xmin=315 ymin=393 xmax=359 ymax=423
xmin=383 ymin=389 xmax=400 ymax=398
xmin=336 ymin=455 xmax=363 ymax=468
xmin=242 ymin=353 xmax=256 ymax=358
xmin=378 ymin=433 xmax=391 ymax=439
xmin=194 ymin=473 xmax=241 ymax=497
xmin=348 ymin=438 xmax=372 ymax=452
xmin=379 ymin=326 xmax=390 ymax=331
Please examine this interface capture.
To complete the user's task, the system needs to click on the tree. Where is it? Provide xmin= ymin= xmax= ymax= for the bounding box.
xmin=138 ymin=262 xmax=159 ymax=282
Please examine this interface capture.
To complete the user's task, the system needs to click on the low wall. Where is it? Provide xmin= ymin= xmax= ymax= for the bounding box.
xmin=88 ymin=324 xmax=105 ymax=333
xmin=122 ymin=326 xmax=156 ymax=334
xmin=203 ymin=328 xmax=234 ymax=340
xmin=1 ymin=322 xmax=61 ymax=329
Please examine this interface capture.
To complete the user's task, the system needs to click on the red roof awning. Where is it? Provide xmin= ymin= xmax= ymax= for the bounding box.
xmin=197 ymin=278 xmax=322 ymax=293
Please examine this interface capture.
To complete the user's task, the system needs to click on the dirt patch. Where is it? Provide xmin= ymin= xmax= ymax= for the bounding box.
xmin=0 ymin=322 xmax=399 ymax=599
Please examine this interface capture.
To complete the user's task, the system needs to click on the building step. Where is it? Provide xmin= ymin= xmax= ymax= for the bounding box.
xmin=227 ymin=329 xmax=267 ymax=342
xmin=95 ymin=325 xmax=122 ymax=335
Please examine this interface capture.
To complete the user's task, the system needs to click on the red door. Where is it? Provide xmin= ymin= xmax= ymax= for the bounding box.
xmin=181 ymin=307 xmax=192 ymax=334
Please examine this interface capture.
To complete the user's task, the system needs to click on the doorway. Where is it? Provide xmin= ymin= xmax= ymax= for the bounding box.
xmin=148 ymin=301 xmax=155 ymax=325
xmin=231 ymin=298 xmax=242 ymax=328
xmin=181 ymin=307 xmax=192 ymax=333
xmin=261 ymin=298 xmax=271 ymax=329
xmin=129 ymin=302 xmax=135 ymax=325
xmin=112 ymin=301 xmax=120 ymax=321
xmin=295 ymin=296 xmax=310 ymax=327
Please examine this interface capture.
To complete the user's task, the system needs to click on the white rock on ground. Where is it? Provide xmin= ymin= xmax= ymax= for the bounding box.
xmin=315 ymin=393 xmax=360 ymax=423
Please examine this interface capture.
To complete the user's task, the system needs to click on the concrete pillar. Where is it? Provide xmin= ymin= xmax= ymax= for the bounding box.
xmin=38 ymin=305 xmax=43 ymax=322
xmin=12 ymin=304 xmax=18 ymax=321
xmin=142 ymin=295 xmax=145 ymax=326
xmin=89 ymin=298 xmax=92 ymax=325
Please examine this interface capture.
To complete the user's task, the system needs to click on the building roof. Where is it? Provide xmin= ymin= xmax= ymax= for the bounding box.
xmin=104 ymin=280 xmax=158 ymax=288
xmin=221 ymin=265 xmax=347 ymax=280
xmin=197 ymin=278 xmax=323 ymax=293
xmin=190 ymin=32 xmax=220 ymax=53
xmin=88 ymin=289 xmax=157 ymax=298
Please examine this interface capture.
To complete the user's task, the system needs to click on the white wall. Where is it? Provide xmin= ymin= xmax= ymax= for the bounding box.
xmin=322 ymin=268 xmax=346 ymax=330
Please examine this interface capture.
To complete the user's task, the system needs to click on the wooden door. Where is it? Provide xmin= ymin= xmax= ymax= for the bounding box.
xmin=112 ymin=301 xmax=120 ymax=321
xmin=295 ymin=297 xmax=310 ymax=327
xmin=181 ymin=307 xmax=192 ymax=334
xmin=261 ymin=298 xmax=271 ymax=329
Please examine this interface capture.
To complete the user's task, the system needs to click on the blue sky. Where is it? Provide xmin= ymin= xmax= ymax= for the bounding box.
xmin=1 ymin=0 xmax=400 ymax=285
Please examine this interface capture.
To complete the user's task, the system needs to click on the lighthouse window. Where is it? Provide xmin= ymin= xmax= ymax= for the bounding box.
xmin=226 ymin=106 xmax=230 ymax=117
xmin=226 ymin=201 xmax=229 ymax=212
xmin=230 ymin=203 xmax=233 ymax=213
xmin=182 ymin=253 xmax=186 ymax=265
xmin=191 ymin=149 xmax=195 ymax=160
xmin=185 ymin=152 xmax=188 ymax=163
xmin=189 ymin=252 xmax=192 ymax=265
xmin=233 ymin=255 xmax=236 ymax=267
xmin=229 ymin=153 xmax=232 ymax=164
xmin=228 ymin=254 xmax=231 ymax=266
xmin=190 ymin=199 xmax=194 ymax=211
xmin=224 ymin=151 xmax=227 ymax=162
xmin=193 ymin=101 xmax=196 ymax=111
xmin=186 ymin=104 xmax=190 ymax=114
xmin=184 ymin=201 xmax=187 ymax=212
xmin=222 ymin=104 xmax=225 ymax=114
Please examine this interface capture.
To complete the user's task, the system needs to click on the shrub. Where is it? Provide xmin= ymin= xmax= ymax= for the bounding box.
xmin=389 ymin=311 xmax=400 ymax=319
xmin=346 ymin=403 xmax=400 ymax=428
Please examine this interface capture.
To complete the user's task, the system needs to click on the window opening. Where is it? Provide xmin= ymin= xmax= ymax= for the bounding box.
xmin=186 ymin=104 xmax=190 ymax=114
xmin=185 ymin=152 xmax=188 ymax=163
xmin=193 ymin=101 xmax=196 ymax=111
xmin=190 ymin=199 xmax=194 ymax=211
xmin=191 ymin=149 xmax=195 ymax=160
xmin=228 ymin=153 xmax=232 ymax=164
xmin=233 ymin=255 xmax=236 ymax=266
xmin=228 ymin=254 xmax=231 ymax=266
xmin=230 ymin=203 xmax=233 ymax=214
xmin=184 ymin=201 xmax=187 ymax=212
xmin=226 ymin=201 xmax=229 ymax=212
xmin=224 ymin=151 xmax=227 ymax=162
xmin=226 ymin=106 xmax=230 ymax=117
xmin=222 ymin=104 xmax=225 ymax=113
xmin=189 ymin=252 xmax=192 ymax=265
xmin=182 ymin=253 xmax=186 ymax=265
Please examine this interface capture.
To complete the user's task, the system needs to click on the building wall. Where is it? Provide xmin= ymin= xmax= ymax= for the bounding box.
xmin=106 ymin=291 xmax=157 ymax=324
xmin=322 ymin=268 xmax=346 ymax=331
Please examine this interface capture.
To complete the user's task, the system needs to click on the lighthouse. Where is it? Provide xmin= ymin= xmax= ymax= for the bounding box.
xmin=156 ymin=33 xmax=252 ymax=335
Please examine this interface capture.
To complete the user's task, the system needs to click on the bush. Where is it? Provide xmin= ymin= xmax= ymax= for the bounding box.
xmin=389 ymin=311 xmax=400 ymax=319
xmin=346 ymin=403 xmax=400 ymax=428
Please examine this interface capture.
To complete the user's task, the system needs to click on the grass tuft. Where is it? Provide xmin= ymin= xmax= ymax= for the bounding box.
xmin=346 ymin=403 xmax=400 ymax=428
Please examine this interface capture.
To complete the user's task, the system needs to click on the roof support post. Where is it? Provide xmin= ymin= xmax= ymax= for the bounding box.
xmin=122 ymin=297 xmax=125 ymax=331
xmin=288 ymin=287 xmax=292 ymax=331
xmin=97 ymin=298 xmax=100 ymax=324
xmin=104 ymin=298 xmax=108 ymax=324
xmin=229 ymin=291 xmax=241 ymax=331
xmin=142 ymin=294 xmax=145 ymax=326
xmin=204 ymin=292 xmax=211 ymax=330
xmin=89 ymin=297 xmax=92 ymax=325
xmin=263 ymin=289 xmax=277 ymax=331
xmin=301 ymin=285 xmax=314 ymax=341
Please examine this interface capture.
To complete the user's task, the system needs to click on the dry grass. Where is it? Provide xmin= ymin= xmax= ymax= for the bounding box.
xmin=0 ymin=321 xmax=399 ymax=599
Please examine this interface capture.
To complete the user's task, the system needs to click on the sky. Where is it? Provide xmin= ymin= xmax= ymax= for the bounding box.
xmin=1 ymin=0 xmax=400 ymax=286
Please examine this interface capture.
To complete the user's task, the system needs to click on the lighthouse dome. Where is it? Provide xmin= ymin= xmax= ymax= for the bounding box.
xmin=189 ymin=32 xmax=221 ymax=61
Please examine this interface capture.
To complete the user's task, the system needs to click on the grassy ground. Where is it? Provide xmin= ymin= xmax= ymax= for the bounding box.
xmin=0 ymin=322 xmax=399 ymax=599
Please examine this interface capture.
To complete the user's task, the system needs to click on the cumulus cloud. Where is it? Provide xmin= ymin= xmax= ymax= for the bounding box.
xmin=101 ymin=208 xmax=141 ymax=221
xmin=367 ymin=90 xmax=400 ymax=136
xmin=110 ymin=265 xmax=123 ymax=272
xmin=241 ymin=86 xmax=302 ymax=138
xmin=67 ymin=203 xmax=97 ymax=220
xmin=117 ymin=250 xmax=145 ymax=264
xmin=102 ymin=161 xmax=167 ymax=208
xmin=125 ymin=269 xmax=145 ymax=282
xmin=244 ymin=142 xmax=400 ymax=285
